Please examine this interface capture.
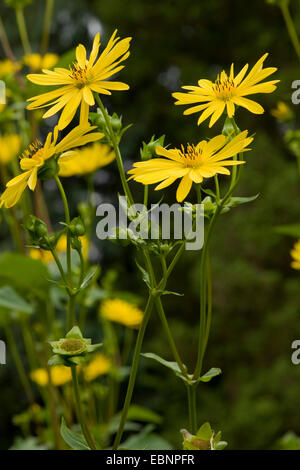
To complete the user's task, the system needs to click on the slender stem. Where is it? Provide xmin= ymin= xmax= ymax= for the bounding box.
xmin=155 ymin=297 xmax=188 ymax=378
xmin=67 ymin=294 xmax=76 ymax=331
xmin=203 ymin=253 xmax=212 ymax=354
xmin=50 ymin=247 xmax=68 ymax=287
xmin=143 ymin=185 xmax=149 ymax=207
xmin=214 ymin=175 xmax=220 ymax=200
xmin=4 ymin=323 xmax=34 ymax=404
xmin=190 ymin=385 xmax=198 ymax=433
xmin=193 ymin=206 xmax=222 ymax=379
xmin=41 ymin=0 xmax=54 ymax=55
xmin=71 ymin=366 xmax=97 ymax=450
xmin=95 ymin=94 xmax=134 ymax=206
xmin=15 ymin=8 xmax=31 ymax=55
xmin=54 ymin=175 xmax=72 ymax=287
xmin=112 ymin=295 xmax=155 ymax=450
xmin=281 ymin=0 xmax=300 ymax=61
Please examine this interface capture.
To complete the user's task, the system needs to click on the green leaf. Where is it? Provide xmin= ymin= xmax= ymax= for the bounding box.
xmin=60 ymin=417 xmax=90 ymax=450
xmin=141 ymin=352 xmax=185 ymax=376
xmin=80 ymin=266 xmax=100 ymax=289
xmin=275 ymin=224 xmax=300 ymax=238
xmin=159 ymin=290 xmax=184 ymax=297
xmin=226 ymin=194 xmax=259 ymax=208
xmin=199 ymin=367 xmax=222 ymax=383
xmin=0 ymin=253 xmax=50 ymax=298
xmin=127 ymin=405 xmax=162 ymax=425
xmin=120 ymin=424 xmax=172 ymax=450
xmin=135 ymin=261 xmax=151 ymax=289
xmin=197 ymin=422 xmax=213 ymax=441
xmin=0 ymin=286 xmax=33 ymax=314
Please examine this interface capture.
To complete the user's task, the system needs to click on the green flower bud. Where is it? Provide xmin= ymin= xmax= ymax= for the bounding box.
xmin=140 ymin=135 xmax=165 ymax=161
xmin=25 ymin=215 xmax=48 ymax=239
xmin=181 ymin=423 xmax=227 ymax=451
xmin=49 ymin=326 xmax=102 ymax=367
xmin=69 ymin=216 xmax=86 ymax=236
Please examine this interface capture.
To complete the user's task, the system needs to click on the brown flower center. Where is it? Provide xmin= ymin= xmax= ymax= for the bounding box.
xmin=213 ymin=73 xmax=235 ymax=101
xmin=60 ymin=338 xmax=85 ymax=353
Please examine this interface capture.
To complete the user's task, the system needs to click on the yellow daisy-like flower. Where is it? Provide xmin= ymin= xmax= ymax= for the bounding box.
xmin=172 ymin=54 xmax=279 ymax=127
xmin=0 ymin=134 xmax=22 ymax=165
xmin=30 ymin=234 xmax=89 ymax=263
xmin=26 ymin=30 xmax=131 ymax=130
xmin=0 ymin=59 xmax=21 ymax=78
xmin=290 ymin=240 xmax=300 ymax=270
xmin=0 ymin=124 xmax=103 ymax=208
xmin=271 ymin=101 xmax=293 ymax=122
xmin=83 ymin=353 xmax=111 ymax=382
xmin=128 ymin=131 xmax=253 ymax=202
xmin=58 ymin=142 xmax=115 ymax=177
xmin=30 ymin=365 xmax=72 ymax=387
xmin=23 ymin=53 xmax=59 ymax=72
xmin=100 ymin=298 xmax=143 ymax=329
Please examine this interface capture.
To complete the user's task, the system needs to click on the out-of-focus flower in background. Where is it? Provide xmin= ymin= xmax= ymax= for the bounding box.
xmin=58 ymin=142 xmax=115 ymax=177
xmin=23 ymin=53 xmax=59 ymax=72
xmin=0 ymin=134 xmax=22 ymax=165
xmin=83 ymin=353 xmax=111 ymax=381
xmin=271 ymin=101 xmax=294 ymax=122
xmin=30 ymin=365 xmax=72 ymax=387
xmin=100 ymin=298 xmax=143 ymax=328
xmin=290 ymin=240 xmax=300 ymax=269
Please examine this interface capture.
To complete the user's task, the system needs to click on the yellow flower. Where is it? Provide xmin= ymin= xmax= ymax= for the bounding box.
xmin=23 ymin=53 xmax=59 ymax=72
xmin=128 ymin=131 xmax=253 ymax=202
xmin=173 ymin=54 xmax=279 ymax=127
xmin=30 ymin=365 xmax=72 ymax=387
xmin=271 ymin=101 xmax=293 ymax=121
xmin=58 ymin=142 xmax=115 ymax=177
xmin=0 ymin=134 xmax=22 ymax=165
xmin=83 ymin=353 xmax=111 ymax=381
xmin=290 ymin=240 xmax=300 ymax=270
xmin=0 ymin=124 xmax=103 ymax=208
xmin=30 ymin=234 xmax=89 ymax=263
xmin=0 ymin=59 xmax=20 ymax=78
xmin=100 ymin=298 xmax=143 ymax=329
xmin=26 ymin=30 xmax=131 ymax=130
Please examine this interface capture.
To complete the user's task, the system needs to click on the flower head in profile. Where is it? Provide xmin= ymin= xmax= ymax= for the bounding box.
xmin=173 ymin=54 xmax=279 ymax=127
xmin=0 ymin=124 xmax=103 ymax=208
xmin=100 ymin=298 xmax=143 ymax=329
xmin=0 ymin=134 xmax=22 ymax=165
xmin=27 ymin=30 xmax=131 ymax=130
xmin=30 ymin=365 xmax=72 ymax=387
xmin=49 ymin=326 xmax=102 ymax=367
xmin=128 ymin=131 xmax=253 ymax=202
xmin=290 ymin=240 xmax=300 ymax=270
xmin=23 ymin=53 xmax=59 ymax=72
xmin=58 ymin=142 xmax=115 ymax=177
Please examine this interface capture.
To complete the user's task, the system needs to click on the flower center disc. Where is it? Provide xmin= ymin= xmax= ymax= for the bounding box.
xmin=60 ymin=338 xmax=84 ymax=353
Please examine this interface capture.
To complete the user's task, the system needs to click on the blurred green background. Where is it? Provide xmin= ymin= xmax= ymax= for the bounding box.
xmin=1 ymin=0 xmax=300 ymax=450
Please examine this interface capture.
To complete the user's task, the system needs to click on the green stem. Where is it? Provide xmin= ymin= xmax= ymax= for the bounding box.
xmin=112 ymin=294 xmax=155 ymax=450
xmin=41 ymin=0 xmax=54 ymax=55
xmin=54 ymin=175 xmax=72 ymax=288
xmin=281 ymin=0 xmax=300 ymax=61
xmin=71 ymin=366 xmax=97 ymax=450
xmin=15 ymin=8 xmax=31 ymax=55
xmin=95 ymin=94 xmax=134 ymax=206
xmin=67 ymin=294 xmax=76 ymax=331
xmin=4 ymin=323 xmax=34 ymax=404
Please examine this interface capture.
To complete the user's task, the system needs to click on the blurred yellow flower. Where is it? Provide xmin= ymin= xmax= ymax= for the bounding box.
xmin=27 ymin=30 xmax=131 ymax=130
xmin=23 ymin=53 xmax=59 ymax=72
xmin=83 ymin=353 xmax=111 ymax=381
xmin=128 ymin=131 xmax=253 ymax=202
xmin=58 ymin=142 xmax=115 ymax=177
xmin=0 ymin=134 xmax=22 ymax=165
xmin=100 ymin=298 xmax=143 ymax=329
xmin=173 ymin=54 xmax=279 ymax=127
xmin=31 ymin=365 xmax=72 ymax=387
xmin=30 ymin=234 xmax=89 ymax=263
xmin=271 ymin=101 xmax=293 ymax=122
xmin=0 ymin=59 xmax=20 ymax=78
xmin=291 ymin=240 xmax=300 ymax=270
xmin=0 ymin=124 xmax=102 ymax=208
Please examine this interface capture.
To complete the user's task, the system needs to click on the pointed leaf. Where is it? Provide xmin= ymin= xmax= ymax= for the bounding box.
xmin=199 ymin=367 xmax=222 ymax=383
xmin=60 ymin=417 xmax=90 ymax=450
